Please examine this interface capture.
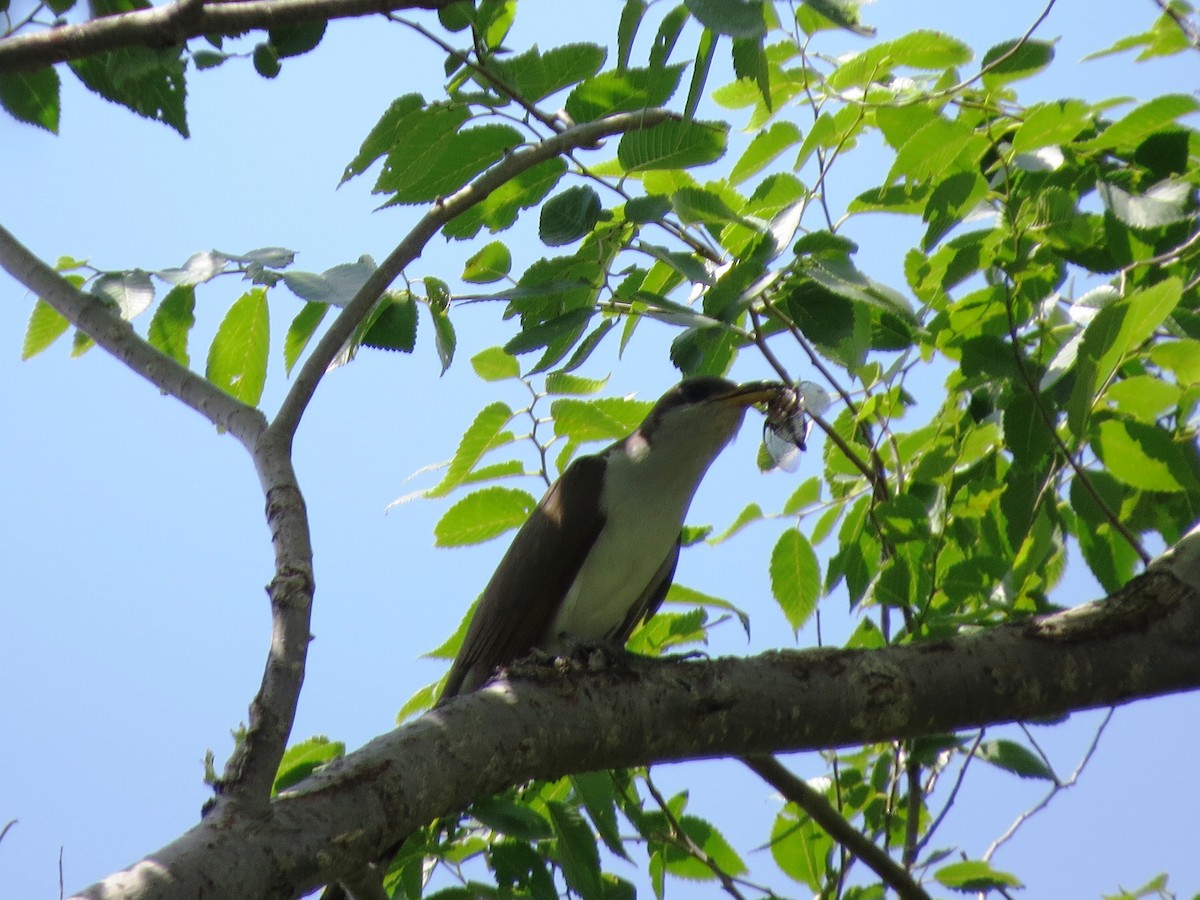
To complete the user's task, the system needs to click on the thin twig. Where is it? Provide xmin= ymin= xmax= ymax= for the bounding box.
xmin=916 ymin=730 xmax=985 ymax=856
xmin=743 ymin=754 xmax=932 ymax=900
xmin=272 ymin=108 xmax=675 ymax=443
xmin=983 ymin=709 xmax=1115 ymax=861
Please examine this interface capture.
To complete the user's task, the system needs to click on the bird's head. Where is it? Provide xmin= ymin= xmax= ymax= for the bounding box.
xmin=625 ymin=376 xmax=785 ymax=468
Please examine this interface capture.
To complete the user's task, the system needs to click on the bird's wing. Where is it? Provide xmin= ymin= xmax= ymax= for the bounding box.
xmin=612 ymin=536 xmax=680 ymax=644
xmin=439 ymin=453 xmax=608 ymax=700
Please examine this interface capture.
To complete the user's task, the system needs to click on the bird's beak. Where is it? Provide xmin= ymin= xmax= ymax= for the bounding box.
xmin=714 ymin=380 xmax=789 ymax=410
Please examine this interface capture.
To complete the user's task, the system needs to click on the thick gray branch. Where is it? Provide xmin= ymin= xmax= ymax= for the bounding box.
xmin=76 ymin=558 xmax=1200 ymax=900
xmin=0 ymin=0 xmax=451 ymax=73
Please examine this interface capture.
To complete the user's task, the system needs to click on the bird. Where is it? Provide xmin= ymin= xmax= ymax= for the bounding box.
xmin=438 ymin=375 xmax=783 ymax=702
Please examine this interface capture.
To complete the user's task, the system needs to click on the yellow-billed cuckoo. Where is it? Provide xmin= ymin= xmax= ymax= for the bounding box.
xmin=439 ymin=375 xmax=783 ymax=702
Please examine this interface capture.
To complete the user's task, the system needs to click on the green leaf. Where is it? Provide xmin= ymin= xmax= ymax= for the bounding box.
xmin=471 ymin=797 xmax=552 ymax=841
xmin=268 ymin=21 xmax=326 ymax=58
xmin=547 ymin=801 xmax=603 ymax=899
xmin=1094 ymin=418 xmax=1190 ymax=493
xmin=191 ymin=50 xmax=227 ymax=70
xmin=341 ymin=93 xmax=426 ymax=184
xmin=470 ymin=346 xmax=521 ymax=381
xmin=770 ymin=804 xmax=832 ymax=890
xmin=1010 ymin=99 xmax=1091 ymax=154
xmin=564 ymin=63 xmax=686 ymax=122
xmin=936 ymin=859 xmax=1023 ymax=891
xmin=769 ymin=528 xmax=820 ymax=632
xmin=432 ymin=307 xmax=457 ymax=374
xmin=377 ymin=120 xmax=522 ymax=203
xmin=685 ymin=0 xmax=767 ymax=38
xmin=545 ymin=372 xmax=609 ymax=395
xmin=0 ymin=67 xmax=60 ymax=132
xmin=1150 ymin=339 xmax=1200 ymax=386
xmin=492 ymin=43 xmax=607 ymax=102
xmin=1082 ymin=94 xmax=1200 ymax=152
xmin=975 ymin=739 xmax=1055 ymax=780
xmin=206 ymin=288 xmax=270 ymax=407
xmin=980 ymin=38 xmax=1055 ymax=89
xmin=874 ymin=494 xmax=932 ymax=543
xmin=283 ymin=302 xmax=327 ymax=374
xmin=1003 ymin=390 xmax=1053 ymax=466
xmin=619 ymin=118 xmax=728 ymax=172
xmin=70 ymin=46 xmax=188 ymax=136
xmin=428 ymin=402 xmax=515 ymax=499
xmin=782 ymin=477 xmax=821 ymax=515
xmin=444 ymin=157 xmax=568 ymax=240
xmin=571 ymin=772 xmax=628 ymax=858
xmin=273 ymin=737 xmax=344 ymax=795
xmin=252 ymin=42 xmax=280 ymax=78
xmin=711 ymin=502 xmax=763 ymax=543
xmin=21 ymin=300 xmax=70 ymax=360
xmin=730 ymin=121 xmax=802 ymax=184
xmin=540 ymin=186 xmax=603 ymax=246
xmin=504 ymin=308 xmax=593 ymax=357
xmin=433 ymin=487 xmax=535 ymax=547
xmin=147 ymin=284 xmax=196 ymax=367
xmin=798 ymin=0 xmax=875 ymax=37
xmin=361 ymin=294 xmax=418 ymax=353
xmin=551 ymin=396 xmax=652 ymax=442
xmin=660 ymin=815 xmax=747 ymax=879
xmin=889 ymin=116 xmax=982 ymax=184
xmin=283 ymin=256 xmax=376 ymax=307
xmin=462 ymin=241 xmax=512 ymax=284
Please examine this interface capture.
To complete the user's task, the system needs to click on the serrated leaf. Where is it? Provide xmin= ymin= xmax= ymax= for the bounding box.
xmin=685 ymin=0 xmax=767 ymax=38
xmin=1094 ymin=418 xmax=1189 ymax=492
xmin=711 ymin=503 xmax=763 ymax=543
xmin=342 ymin=93 xmax=426 ymax=184
xmin=268 ymin=21 xmax=325 ymax=58
xmin=0 ymin=67 xmax=60 ymax=132
xmin=492 ymin=43 xmax=607 ymax=102
xmin=147 ymin=284 xmax=196 ymax=367
xmin=551 ymin=396 xmax=652 ymax=442
xmin=70 ymin=46 xmax=188 ymax=136
xmin=618 ymin=118 xmax=728 ymax=171
xmin=730 ymin=120 xmax=802 ymax=184
xmin=22 ymin=300 xmax=70 ymax=360
xmin=782 ymin=477 xmax=821 ymax=514
xmin=428 ymin=402 xmax=515 ymax=498
xmin=1082 ymin=94 xmax=1200 ymax=152
xmin=504 ymin=308 xmax=594 ymax=356
xmin=470 ymin=346 xmax=521 ymax=381
xmin=206 ymin=288 xmax=269 ymax=406
xmin=663 ymin=583 xmax=749 ymax=638
xmin=547 ymin=801 xmax=603 ymax=898
xmin=362 ymin=294 xmax=417 ymax=353
xmin=377 ymin=118 xmax=522 ymax=203
xmin=1010 ymin=99 xmax=1091 ymax=154
xmin=253 ymin=42 xmax=280 ymax=78
xmin=462 ymin=241 xmax=512 ymax=284
xmin=444 ymin=157 xmax=568 ymax=240
xmin=93 ymin=270 xmax=154 ymax=321
xmin=472 ymin=797 xmax=553 ymax=841
xmin=273 ymin=737 xmax=344 ymax=795
xmin=564 ymin=63 xmax=686 ymax=122
xmin=974 ymin=739 xmax=1055 ymax=780
xmin=540 ymin=185 xmax=603 ymax=246
xmin=433 ymin=487 xmax=535 ymax=547
xmin=284 ymin=302 xmax=328 ymax=374
xmin=980 ymin=38 xmax=1055 ymax=89
xmin=545 ymin=372 xmax=609 ymax=395
xmin=936 ymin=859 xmax=1023 ymax=891
xmin=571 ymin=772 xmax=628 ymax=859
xmin=770 ymin=529 xmax=820 ymax=631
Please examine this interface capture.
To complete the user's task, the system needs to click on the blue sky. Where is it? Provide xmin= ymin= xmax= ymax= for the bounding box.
xmin=2 ymin=1 xmax=1198 ymax=897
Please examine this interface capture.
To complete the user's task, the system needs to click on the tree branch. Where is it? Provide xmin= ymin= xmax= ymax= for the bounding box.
xmin=0 ymin=222 xmax=267 ymax=446
xmin=270 ymin=107 xmax=676 ymax=442
xmin=0 ymin=0 xmax=452 ymax=73
xmin=76 ymin=541 xmax=1200 ymax=899
xmin=742 ymin=755 xmax=931 ymax=900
